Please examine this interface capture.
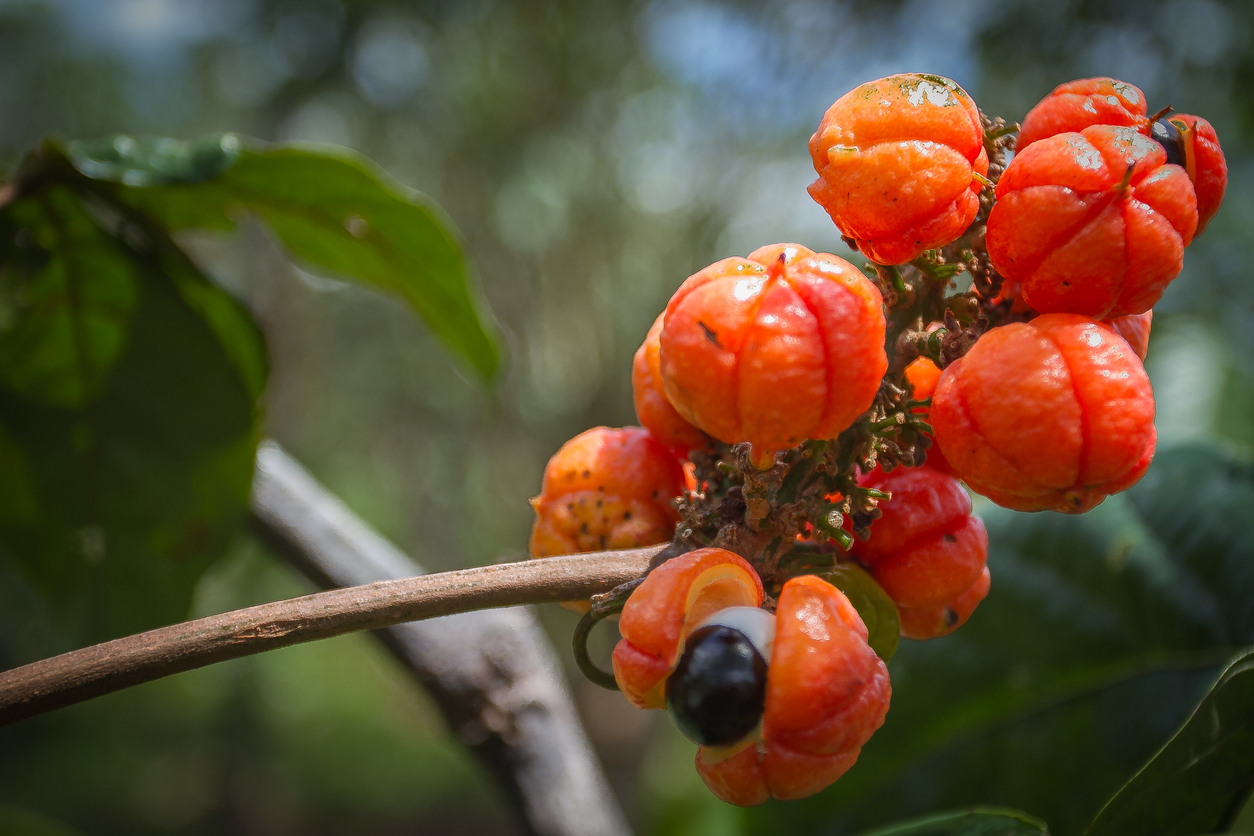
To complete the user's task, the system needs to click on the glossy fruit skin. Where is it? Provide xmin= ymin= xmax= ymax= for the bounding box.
xmin=931 ymin=314 xmax=1156 ymax=513
xmin=633 ymin=313 xmax=710 ymax=455
xmin=897 ymin=566 xmax=990 ymax=640
xmin=851 ymin=465 xmax=989 ymax=639
xmin=1163 ymin=114 xmax=1227 ymax=235
xmin=808 ymin=74 xmax=989 ymax=265
xmin=1017 ymin=77 xmax=1148 ymax=150
xmin=1107 ymin=310 xmax=1152 ymax=360
xmin=987 ymin=125 xmax=1198 ymax=319
xmin=694 ymin=575 xmax=891 ymax=805
xmin=852 ymin=466 xmax=988 ymax=607
xmin=904 ymin=357 xmax=952 ymax=474
xmin=529 ymin=427 xmax=685 ymax=560
xmin=659 ymin=243 xmax=886 ymax=459
xmin=612 ymin=548 xmax=764 ymax=710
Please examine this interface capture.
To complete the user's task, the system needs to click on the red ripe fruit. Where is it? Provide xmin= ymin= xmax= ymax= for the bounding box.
xmin=529 ymin=426 xmax=685 ymax=558
xmin=660 ymin=243 xmax=886 ymax=463
xmin=897 ymin=567 xmax=990 ymax=641
xmin=904 ymin=356 xmax=952 ymax=474
xmin=851 ymin=466 xmax=989 ymax=639
xmin=808 ymin=74 xmax=989 ymax=265
xmin=1107 ymin=310 xmax=1152 ymax=360
xmin=633 ymin=313 xmax=710 ymax=455
xmin=931 ymin=314 xmax=1157 ymax=514
xmin=1152 ymin=113 xmax=1227 ymax=235
xmin=1017 ymin=77 xmax=1148 ymax=150
xmin=987 ymin=125 xmax=1198 ymax=318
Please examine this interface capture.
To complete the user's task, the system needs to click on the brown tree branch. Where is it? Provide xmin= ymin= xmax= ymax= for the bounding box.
xmin=248 ymin=443 xmax=637 ymax=836
xmin=0 ymin=499 xmax=658 ymax=736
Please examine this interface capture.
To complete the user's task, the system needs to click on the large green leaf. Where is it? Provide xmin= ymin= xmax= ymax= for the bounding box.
xmin=1085 ymin=648 xmax=1254 ymax=836
xmin=856 ymin=808 xmax=1050 ymax=836
xmin=0 ymin=188 xmax=138 ymax=408
xmin=745 ymin=444 xmax=1254 ymax=836
xmin=61 ymin=134 xmax=501 ymax=381
xmin=0 ymin=189 xmax=264 ymax=646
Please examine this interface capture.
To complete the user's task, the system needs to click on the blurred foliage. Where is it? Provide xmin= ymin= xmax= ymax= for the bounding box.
xmin=0 ymin=129 xmax=495 ymax=648
xmin=1087 ymin=646 xmax=1254 ymax=835
xmin=855 ymin=808 xmax=1049 ymax=836
xmin=1 ymin=0 xmax=1253 ymax=834
xmin=0 ymin=176 xmax=263 ymax=643
xmin=737 ymin=445 xmax=1254 ymax=835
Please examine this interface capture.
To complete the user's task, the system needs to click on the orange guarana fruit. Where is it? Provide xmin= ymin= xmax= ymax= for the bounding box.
xmin=1016 ymin=77 xmax=1149 ymax=150
xmin=1154 ymin=113 xmax=1226 ymax=235
xmin=659 ymin=243 xmax=886 ymax=464
xmin=986 ymin=124 xmax=1198 ymax=319
xmin=632 ymin=313 xmax=711 ymax=456
xmin=931 ymin=314 xmax=1156 ymax=514
xmin=694 ymin=575 xmax=891 ymax=805
xmin=1105 ymin=310 xmax=1152 ymax=360
xmin=612 ymin=548 xmax=764 ymax=710
xmin=852 ymin=466 xmax=988 ymax=611
xmin=808 ymin=73 xmax=989 ymax=265
xmin=897 ymin=566 xmax=991 ymax=641
xmin=529 ymin=427 xmax=686 ymax=609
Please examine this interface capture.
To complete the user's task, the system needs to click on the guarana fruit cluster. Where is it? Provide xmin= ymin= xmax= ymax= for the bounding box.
xmin=528 ymin=73 xmax=1225 ymax=806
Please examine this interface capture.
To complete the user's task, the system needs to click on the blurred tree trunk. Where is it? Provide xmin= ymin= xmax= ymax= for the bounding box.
xmin=250 ymin=442 xmax=632 ymax=836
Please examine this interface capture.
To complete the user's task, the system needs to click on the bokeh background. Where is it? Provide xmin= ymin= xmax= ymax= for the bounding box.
xmin=1 ymin=0 xmax=1252 ymax=833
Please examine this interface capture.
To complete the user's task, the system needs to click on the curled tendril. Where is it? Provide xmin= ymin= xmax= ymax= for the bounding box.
xmin=571 ymin=578 xmax=644 ymax=691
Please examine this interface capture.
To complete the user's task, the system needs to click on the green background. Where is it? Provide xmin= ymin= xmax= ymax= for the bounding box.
xmin=2 ymin=1 xmax=1253 ymax=834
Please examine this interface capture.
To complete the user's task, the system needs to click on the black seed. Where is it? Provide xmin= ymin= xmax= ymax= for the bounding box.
xmin=943 ymin=533 xmax=957 ymax=543
xmin=1151 ymin=117 xmax=1186 ymax=168
xmin=666 ymin=625 xmax=767 ymax=747
xmin=943 ymin=608 xmax=959 ymax=627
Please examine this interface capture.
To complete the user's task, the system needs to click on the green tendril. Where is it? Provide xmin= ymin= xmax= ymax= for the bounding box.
xmin=573 ymin=610 xmax=620 ymax=691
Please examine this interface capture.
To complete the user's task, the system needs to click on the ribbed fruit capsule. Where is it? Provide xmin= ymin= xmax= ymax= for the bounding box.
xmin=613 ymin=555 xmax=891 ymax=806
xmin=529 ymin=426 xmax=684 ymax=562
xmin=694 ymin=575 xmax=891 ymax=805
xmin=851 ymin=466 xmax=989 ymax=639
xmin=633 ymin=313 xmax=710 ymax=455
xmin=659 ymin=243 xmax=886 ymax=463
xmin=612 ymin=548 xmax=764 ymax=710
xmin=987 ymin=125 xmax=1198 ymax=318
xmin=897 ymin=567 xmax=990 ymax=641
xmin=808 ymin=73 xmax=989 ymax=265
xmin=1017 ymin=77 xmax=1148 ymax=150
xmin=1107 ymin=310 xmax=1152 ymax=360
xmin=1150 ymin=113 xmax=1226 ymax=235
xmin=931 ymin=314 xmax=1157 ymax=513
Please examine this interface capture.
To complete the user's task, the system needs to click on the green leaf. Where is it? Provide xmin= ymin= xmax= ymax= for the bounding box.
xmin=856 ymin=808 xmax=1050 ymax=836
xmin=61 ymin=134 xmax=502 ymax=381
xmin=0 ymin=190 xmax=265 ymax=645
xmin=1085 ymin=648 xmax=1254 ymax=836
xmin=0 ymin=188 xmax=139 ymax=407
xmin=820 ymin=563 xmax=901 ymax=663
xmin=62 ymin=134 xmax=240 ymax=187
xmin=745 ymin=444 xmax=1254 ymax=836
